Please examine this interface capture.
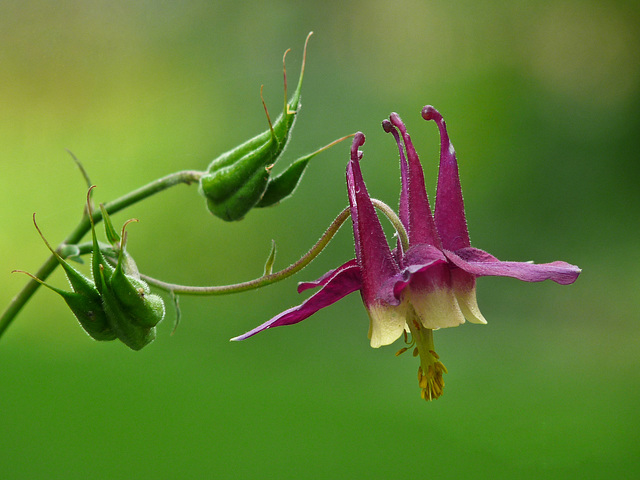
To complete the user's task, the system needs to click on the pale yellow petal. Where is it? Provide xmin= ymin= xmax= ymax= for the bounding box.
xmin=407 ymin=286 xmax=465 ymax=330
xmin=455 ymin=287 xmax=488 ymax=324
xmin=367 ymin=303 xmax=407 ymax=348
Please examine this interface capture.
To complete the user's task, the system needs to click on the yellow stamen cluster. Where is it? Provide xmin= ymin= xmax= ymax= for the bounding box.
xmin=417 ymin=353 xmax=448 ymax=401
xmin=396 ymin=311 xmax=448 ymax=401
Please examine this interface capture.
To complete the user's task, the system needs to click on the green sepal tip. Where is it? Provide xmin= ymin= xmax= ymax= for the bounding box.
xmin=18 ymin=214 xmax=116 ymax=341
xmin=256 ymin=133 xmax=356 ymax=208
xmin=254 ymin=154 xmax=312 ymax=208
xmin=263 ymin=240 xmax=277 ymax=276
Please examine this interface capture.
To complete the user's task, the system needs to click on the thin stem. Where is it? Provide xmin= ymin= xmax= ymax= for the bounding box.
xmin=139 ymin=207 xmax=351 ymax=295
xmin=0 ymin=170 xmax=203 ymax=340
xmin=122 ymin=199 xmax=405 ymax=297
xmin=370 ymin=198 xmax=409 ymax=252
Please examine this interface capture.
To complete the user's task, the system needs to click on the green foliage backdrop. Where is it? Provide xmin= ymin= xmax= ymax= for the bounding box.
xmin=1 ymin=1 xmax=638 ymax=478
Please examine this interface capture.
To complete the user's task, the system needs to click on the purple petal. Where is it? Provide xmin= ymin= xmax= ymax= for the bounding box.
xmin=445 ymin=247 xmax=582 ymax=285
xmin=399 ymin=244 xmax=466 ymax=329
xmin=423 ymin=106 xmax=471 ymax=252
xmin=382 ymin=119 xmax=409 ymax=232
xmin=348 ymin=133 xmax=366 ymax=264
xmin=387 ymin=244 xmax=448 ymax=300
xmin=231 ymin=262 xmax=362 ymax=341
xmin=346 ymin=132 xmax=400 ymax=309
xmin=389 ymin=113 xmax=441 ymax=248
xmin=297 ymin=259 xmax=358 ymax=293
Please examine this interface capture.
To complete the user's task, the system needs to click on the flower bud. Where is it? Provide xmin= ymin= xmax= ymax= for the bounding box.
xmin=17 ymin=189 xmax=166 ymax=350
xmin=96 ymin=264 xmax=157 ymax=351
xmin=90 ymin=201 xmax=165 ymax=350
xmin=14 ymin=214 xmax=116 ymax=341
xmin=199 ymin=33 xmax=313 ymax=221
xmin=107 ymin=218 xmax=165 ymax=329
xmin=17 ymin=270 xmax=116 ymax=342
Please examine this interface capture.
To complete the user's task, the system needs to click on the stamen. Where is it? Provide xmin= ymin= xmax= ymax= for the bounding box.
xmin=418 ymin=367 xmax=427 ymax=389
xmin=396 ymin=328 xmax=416 ymax=357
xmin=407 ymin=310 xmax=447 ymax=401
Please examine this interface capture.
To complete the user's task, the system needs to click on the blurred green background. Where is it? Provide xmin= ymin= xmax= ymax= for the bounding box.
xmin=1 ymin=1 xmax=638 ymax=478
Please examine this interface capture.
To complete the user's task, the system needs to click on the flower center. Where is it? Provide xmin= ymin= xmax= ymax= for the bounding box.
xmin=401 ymin=309 xmax=448 ymax=401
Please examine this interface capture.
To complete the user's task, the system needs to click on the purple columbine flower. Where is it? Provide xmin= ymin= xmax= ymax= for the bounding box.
xmin=232 ymin=106 xmax=581 ymax=401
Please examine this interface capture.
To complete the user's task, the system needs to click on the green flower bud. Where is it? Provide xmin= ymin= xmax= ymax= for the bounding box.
xmin=16 ymin=270 xmax=116 ymax=341
xmin=16 ymin=189 xmax=166 ymax=350
xmin=200 ymin=33 xmax=317 ymax=221
xmin=96 ymin=263 xmax=157 ymax=351
xmin=89 ymin=199 xmax=165 ymax=350
xmin=13 ymin=214 xmax=116 ymax=341
xmin=99 ymin=204 xmax=139 ymax=276
xmin=107 ymin=216 xmax=165 ymax=329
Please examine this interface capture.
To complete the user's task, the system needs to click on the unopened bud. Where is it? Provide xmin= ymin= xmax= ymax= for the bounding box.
xmin=200 ymin=33 xmax=329 ymax=221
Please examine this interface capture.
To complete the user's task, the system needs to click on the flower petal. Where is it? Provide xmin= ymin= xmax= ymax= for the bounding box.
xmin=230 ymin=262 xmax=362 ymax=341
xmin=387 ymin=244 xmax=448 ymax=300
xmin=389 ymin=113 xmax=441 ymax=248
xmin=347 ymin=132 xmax=400 ymax=309
xmin=367 ymin=301 xmax=407 ymax=348
xmin=450 ymin=269 xmax=487 ymax=324
xmin=445 ymin=247 xmax=582 ymax=285
xmin=297 ymin=259 xmax=358 ymax=293
xmin=404 ymin=265 xmax=466 ymax=329
xmin=423 ymin=105 xmax=471 ymax=252
xmin=390 ymin=245 xmax=465 ymax=330
xmin=382 ymin=119 xmax=409 ymax=233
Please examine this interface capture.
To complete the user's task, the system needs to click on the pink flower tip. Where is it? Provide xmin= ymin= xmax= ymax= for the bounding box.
xmin=351 ymin=132 xmax=366 ymax=160
xmin=421 ymin=105 xmax=440 ymax=122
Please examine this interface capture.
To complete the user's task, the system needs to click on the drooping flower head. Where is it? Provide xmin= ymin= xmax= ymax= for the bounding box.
xmin=232 ymin=106 xmax=581 ymax=401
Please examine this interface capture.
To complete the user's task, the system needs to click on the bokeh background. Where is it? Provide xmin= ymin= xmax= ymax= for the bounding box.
xmin=1 ymin=1 xmax=638 ymax=478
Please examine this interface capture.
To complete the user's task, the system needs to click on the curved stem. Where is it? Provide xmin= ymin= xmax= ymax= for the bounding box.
xmin=140 ymin=207 xmax=351 ymax=295
xmin=370 ymin=198 xmax=409 ymax=252
xmin=0 ymin=170 xmax=204 ymax=340
xmin=129 ymin=199 xmax=406 ymax=297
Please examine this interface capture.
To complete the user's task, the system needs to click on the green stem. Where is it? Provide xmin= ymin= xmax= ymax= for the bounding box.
xmin=370 ymin=198 xmax=409 ymax=252
xmin=139 ymin=207 xmax=351 ymax=295
xmin=112 ymin=199 xmax=406 ymax=297
xmin=0 ymin=170 xmax=203 ymax=340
